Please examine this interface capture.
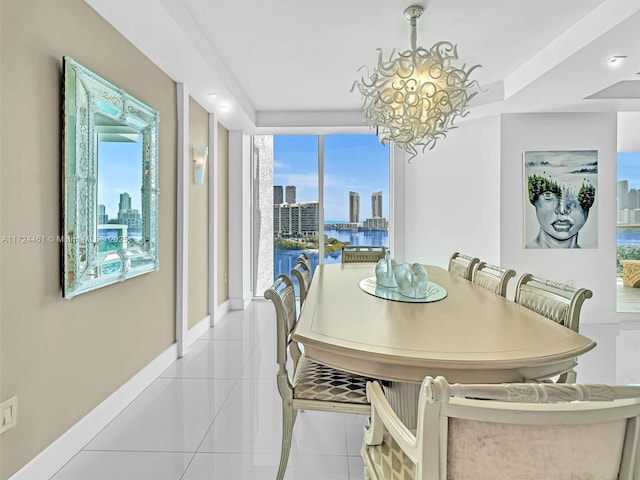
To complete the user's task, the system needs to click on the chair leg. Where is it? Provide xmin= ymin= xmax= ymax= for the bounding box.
xmin=558 ymin=369 xmax=577 ymax=383
xmin=277 ymin=402 xmax=297 ymax=480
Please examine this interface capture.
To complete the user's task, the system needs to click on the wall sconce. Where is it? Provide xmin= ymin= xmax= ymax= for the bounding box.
xmin=193 ymin=144 xmax=208 ymax=186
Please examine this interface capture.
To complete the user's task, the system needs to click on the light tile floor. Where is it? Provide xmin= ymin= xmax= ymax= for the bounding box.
xmin=49 ymin=301 xmax=640 ymax=480
xmin=50 ymin=302 xmax=367 ymax=480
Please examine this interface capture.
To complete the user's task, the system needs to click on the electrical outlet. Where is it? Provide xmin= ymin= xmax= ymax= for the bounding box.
xmin=1 ymin=396 xmax=17 ymax=434
xmin=224 ymin=272 xmax=228 ymax=284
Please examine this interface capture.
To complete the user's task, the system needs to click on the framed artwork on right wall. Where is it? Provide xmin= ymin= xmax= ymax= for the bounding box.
xmin=523 ymin=150 xmax=598 ymax=249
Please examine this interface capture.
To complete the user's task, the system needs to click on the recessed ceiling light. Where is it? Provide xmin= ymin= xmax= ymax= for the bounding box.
xmin=607 ymin=55 xmax=627 ymax=66
xmin=207 ymin=92 xmax=218 ymax=98
xmin=218 ymin=104 xmax=230 ymax=111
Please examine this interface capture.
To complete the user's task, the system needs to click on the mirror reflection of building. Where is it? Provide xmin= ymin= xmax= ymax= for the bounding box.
xmin=97 ymin=204 xmax=108 ymax=224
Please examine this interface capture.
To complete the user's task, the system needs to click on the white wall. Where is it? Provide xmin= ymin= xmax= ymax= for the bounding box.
xmin=404 ymin=116 xmax=502 ymax=268
xmin=500 ymin=113 xmax=617 ymax=323
xmin=228 ymin=130 xmax=253 ymax=309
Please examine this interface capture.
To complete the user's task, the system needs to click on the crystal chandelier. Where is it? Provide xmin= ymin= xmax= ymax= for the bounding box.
xmin=351 ymin=5 xmax=481 ymax=159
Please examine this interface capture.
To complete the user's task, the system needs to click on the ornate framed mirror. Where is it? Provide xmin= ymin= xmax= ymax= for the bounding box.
xmin=62 ymin=56 xmax=160 ymax=298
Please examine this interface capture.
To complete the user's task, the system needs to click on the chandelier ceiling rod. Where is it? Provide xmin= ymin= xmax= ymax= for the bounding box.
xmin=351 ymin=4 xmax=481 ymax=161
xmin=405 ymin=5 xmax=423 ymax=53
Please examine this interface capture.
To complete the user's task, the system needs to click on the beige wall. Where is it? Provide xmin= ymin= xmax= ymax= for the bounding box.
xmin=0 ymin=1 xmax=177 ymax=478
xmin=188 ymin=98 xmax=209 ymax=328
xmin=217 ymin=124 xmax=230 ymax=304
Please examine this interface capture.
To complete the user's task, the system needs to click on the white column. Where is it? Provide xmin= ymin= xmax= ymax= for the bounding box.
xmin=175 ymin=83 xmax=189 ymax=357
xmin=228 ymin=131 xmax=252 ymax=309
xmin=390 ymin=145 xmax=407 ymax=263
xmin=208 ymin=113 xmax=218 ymax=325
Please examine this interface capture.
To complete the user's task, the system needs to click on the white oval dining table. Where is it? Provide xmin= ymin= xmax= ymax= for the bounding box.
xmin=292 ymin=263 xmax=596 ymax=384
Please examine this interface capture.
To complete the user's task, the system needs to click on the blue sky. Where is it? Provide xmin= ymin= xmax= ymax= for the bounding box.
xmin=618 ymin=152 xmax=640 ymax=188
xmin=97 ymin=139 xmax=143 ymax=218
xmin=273 ymin=134 xmax=390 ymax=222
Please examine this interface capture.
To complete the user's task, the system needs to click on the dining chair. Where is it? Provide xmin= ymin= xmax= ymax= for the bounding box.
xmin=341 ymin=245 xmax=387 ymax=263
xmin=471 ymin=261 xmax=516 ymax=297
xmin=264 ymin=274 xmax=373 ymax=480
xmin=448 ymin=252 xmax=480 ymax=280
xmin=291 ymin=259 xmax=312 ymax=312
xmin=362 ymin=376 xmax=640 ymax=480
xmin=514 ymin=273 xmax=593 ymax=383
xmin=298 ymin=252 xmax=311 ymax=271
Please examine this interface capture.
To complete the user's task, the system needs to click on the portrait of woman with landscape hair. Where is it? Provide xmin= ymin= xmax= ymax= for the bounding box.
xmin=524 ymin=150 xmax=598 ymax=249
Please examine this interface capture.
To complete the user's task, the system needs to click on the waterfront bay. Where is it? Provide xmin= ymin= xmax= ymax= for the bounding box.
xmin=273 ymin=228 xmax=389 ymax=285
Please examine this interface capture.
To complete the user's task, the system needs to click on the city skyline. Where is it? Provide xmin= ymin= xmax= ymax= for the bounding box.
xmin=273 ymin=134 xmax=390 ymax=221
xmin=273 ymin=184 xmax=387 ymax=225
xmin=618 ymin=152 xmax=640 ymax=189
xmin=97 ymin=139 xmax=143 ymax=218
xmin=617 ymin=152 xmax=640 ymax=225
xmin=98 ymin=191 xmax=142 ymax=231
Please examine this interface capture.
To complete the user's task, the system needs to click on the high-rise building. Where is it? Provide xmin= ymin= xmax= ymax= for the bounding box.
xmin=274 ymin=185 xmax=283 ymax=204
xmin=273 ymin=201 xmax=319 ymax=237
xmin=117 ymin=192 xmax=141 ymax=232
xmin=298 ymin=202 xmax=319 ymax=236
xmin=119 ymin=192 xmax=132 ymax=213
xmin=364 ymin=217 xmax=388 ymax=230
xmin=618 ymin=180 xmax=629 ymax=211
xmin=630 ymin=189 xmax=639 ymax=210
xmin=98 ymin=204 xmax=108 ymax=224
xmin=371 ymin=191 xmax=383 ymax=218
xmin=119 ymin=209 xmax=142 ymax=231
xmin=349 ymin=191 xmax=360 ymax=224
xmin=285 ymin=185 xmax=296 ymax=204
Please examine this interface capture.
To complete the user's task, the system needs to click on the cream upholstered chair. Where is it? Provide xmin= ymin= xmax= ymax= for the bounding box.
xmin=471 ymin=261 xmax=516 ymax=297
xmin=264 ymin=275 xmax=372 ymax=480
xmin=447 ymin=252 xmax=479 ymax=280
xmin=362 ymin=376 xmax=640 ymax=480
xmin=342 ymin=245 xmax=386 ymax=263
xmin=291 ymin=259 xmax=312 ymax=311
xmin=514 ymin=273 xmax=593 ymax=383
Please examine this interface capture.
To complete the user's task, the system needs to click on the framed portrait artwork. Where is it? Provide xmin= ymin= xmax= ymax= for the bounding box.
xmin=523 ymin=150 xmax=598 ymax=249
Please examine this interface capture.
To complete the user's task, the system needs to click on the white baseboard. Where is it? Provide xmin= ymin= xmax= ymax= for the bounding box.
xmin=187 ymin=315 xmax=211 ymax=346
xmin=9 ymin=315 xmax=215 ymax=480
xmin=229 ymin=295 xmax=251 ymax=311
xmin=9 ymin=343 xmax=177 ymax=480
xmin=212 ymin=300 xmax=231 ymax=325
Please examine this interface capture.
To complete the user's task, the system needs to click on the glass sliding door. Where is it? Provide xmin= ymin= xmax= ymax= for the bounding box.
xmin=616 ymin=151 xmax=640 ymax=312
xmin=323 ymin=135 xmax=390 ymax=262
xmin=272 ymin=135 xmax=319 ymax=293
xmin=252 ymin=133 xmax=391 ymax=298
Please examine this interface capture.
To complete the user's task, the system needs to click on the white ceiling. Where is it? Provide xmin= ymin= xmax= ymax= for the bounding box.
xmin=86 ymin=0 xmax=640 ymax=137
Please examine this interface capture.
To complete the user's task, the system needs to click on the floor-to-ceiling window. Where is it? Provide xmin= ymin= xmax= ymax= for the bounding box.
xmin=616 ymin=151 xmax=640 ymax=312
xmin=252 ymin=134 xmax=390 ymax=297
xmin=323 ymin=135 xmax=390 ymax=261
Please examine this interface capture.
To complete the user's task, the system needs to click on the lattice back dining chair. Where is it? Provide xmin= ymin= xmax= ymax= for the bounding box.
xmin=448 ymin=252 xmax=480 ymax=280
xmin=264 ymin=274 xmax=373 ymax=480
xmin=342 ymin=245 xmax=387 ymax=264
xmin=514 ymin=273 xmax=593 ymax=383
xmin=471 ymin=261 xmax=516 ymax=297
xmin=362 ymin=376 xmax=640 ymax=480
xmin=298 ymin=252 xmax=311 ymax=271
xmin=291 ymin=259 xmax=312 ymax=312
